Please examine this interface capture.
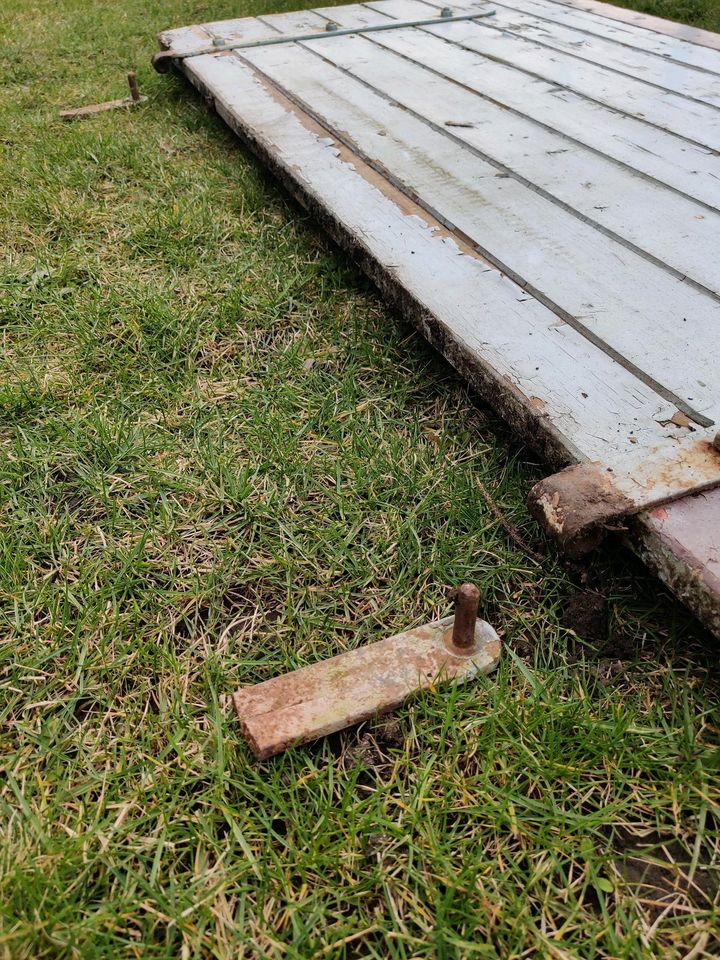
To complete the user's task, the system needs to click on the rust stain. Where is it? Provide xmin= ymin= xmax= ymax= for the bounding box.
xmin=651 ymin=439 xmax=720 ymax=490
xmin=530 ymin=438 xmax=720 ymax=557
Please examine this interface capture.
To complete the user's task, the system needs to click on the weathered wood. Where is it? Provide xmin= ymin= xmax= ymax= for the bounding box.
xmin=484 ymin=0 xmax=720 ymax=73
xmin=637 ymin=490 xmax=720 ymax=635
xmin=154 ymin=7 xmax=495 ymax=72
xmin=289 ymin=32 xmax=720 ymax=291
xmin=547 ymin=0 xmax=720 ymax=52
xmin=319 ymin=3 xmax=720 ymax=209
xmin=243 ymin=40 xmax=720 ymax=421
xmin=171 ymin=52 xmax=707 ymax=464
xmin=391 ymin=1 xmax=720 ymax=150
xmin=446 ymin=3 xmax=720 ymax=105
xmin=157 ymin=1 xmax=720 ymax=635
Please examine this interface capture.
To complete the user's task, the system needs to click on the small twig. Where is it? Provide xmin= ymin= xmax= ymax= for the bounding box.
xmin=475 ymin=476 xmax=545 ymax=564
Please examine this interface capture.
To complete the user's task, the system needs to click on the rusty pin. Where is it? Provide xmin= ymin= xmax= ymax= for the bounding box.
xmin=450 ymin=583 xmax=480 ymax=650
xmin=127 ymin=72 xmax=140 ymax=102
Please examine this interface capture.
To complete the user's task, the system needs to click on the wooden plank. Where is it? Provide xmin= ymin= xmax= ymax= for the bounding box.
xmin=295 ymin=30 xmax=720 ymax=294
xmin=163 ymin=49 xmax=701 ymax=466
xmin=637 ymin=490 xmax=720 ymax=635
xmin=359 ymin=0 xmax=720 ymax=150
xmin=547 ymin=0 xmax=720 ymax=52
xmin=429 ymin=17 xmax=720 ymax=151
xmin=243 ymin=40 xmax=720 ymax=422
xmin=257 ymin=9 xmax=347 ymax=33
xmin=160 ymin=16 xmax=294 ymax=54
xmin=440 ymin=2 xmax=720 ymax=105
xmin=484 ymin=0 xmax=720 ymax=74
xmin=316 ymin=4 xmax=720 ymax=211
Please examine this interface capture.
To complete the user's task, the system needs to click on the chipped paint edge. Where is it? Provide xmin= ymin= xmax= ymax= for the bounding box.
xmin=552 ymin=0 xmax=720 ymax=51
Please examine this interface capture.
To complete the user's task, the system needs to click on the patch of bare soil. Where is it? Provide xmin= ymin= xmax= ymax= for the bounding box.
xmin=612 ymin=825 xmax=719 ymax=918
xmin=561 ymin=591 xmax=609 ymax=645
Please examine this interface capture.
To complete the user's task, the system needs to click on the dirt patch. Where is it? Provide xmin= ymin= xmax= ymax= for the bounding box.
xmin=612 ymin=825 xmax=719 ymax=917
xmin=219 ymin=581 xmax=284 ymax=622
xmin=332 ymin=716 xmax=408 ymax=792
xmin=561 ymin=591 xmax=608 ymax=645
xmin=562 ymin=590 xmax=648 ymax=666
xmin=371 ymin=715 xmax=405 ymax=748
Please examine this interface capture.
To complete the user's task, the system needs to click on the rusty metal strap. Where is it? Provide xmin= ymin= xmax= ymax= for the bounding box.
xmin=528 ymin=434 xmax=720 ymax=556
xmin=152 ymin=8 xmax=496 ymax=72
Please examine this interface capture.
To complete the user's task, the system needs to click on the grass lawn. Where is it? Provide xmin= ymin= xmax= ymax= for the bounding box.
xmin=593 ymin=0 xmax=719 ymax=30
xmin=1 ymin=0 xmax=719 ymax=956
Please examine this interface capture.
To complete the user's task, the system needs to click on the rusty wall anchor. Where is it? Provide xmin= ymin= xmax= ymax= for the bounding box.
xmin=233 ymin=584 xmax=501 ymax=760
xmin=152 ymin=8 xmax=496 ymax=73
xmin=60 ymin=73 xmax=147 ymax=121
xmin=528 ymin=435 xmax=720 ymax=556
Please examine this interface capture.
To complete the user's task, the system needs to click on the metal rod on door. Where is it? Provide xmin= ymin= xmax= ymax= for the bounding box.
xmin=152 ymin=7 xmax=496 ymax=72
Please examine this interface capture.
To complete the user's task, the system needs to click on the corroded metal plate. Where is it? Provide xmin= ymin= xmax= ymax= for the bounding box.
xmin=233 ymin=615 xmax=501 ymax=759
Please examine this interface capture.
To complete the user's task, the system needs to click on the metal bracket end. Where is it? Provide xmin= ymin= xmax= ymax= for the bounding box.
xmin=528 ymin=462 xmax=633 ymax=556
xmin=233 ymin=612 xmax=501 ymax=759
xmin=530 ymin=437 xmax=720 ymax=557
xmin=152 ymin=50 xmax=175 ymax=73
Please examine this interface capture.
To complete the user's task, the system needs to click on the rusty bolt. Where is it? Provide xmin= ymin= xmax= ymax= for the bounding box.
xmin=127 ymin=72 xmax=140 ymax=102
xmin=451 ymin=583 xmax=480 ymax=650
xmin=713 ymin=432 xmax=720 ymax=453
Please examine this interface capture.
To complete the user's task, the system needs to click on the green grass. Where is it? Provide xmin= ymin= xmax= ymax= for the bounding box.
xmin=1 ymin=0 xmax=719 ymax=956
xmin=598 ymin=0 xmax=719 ymax=30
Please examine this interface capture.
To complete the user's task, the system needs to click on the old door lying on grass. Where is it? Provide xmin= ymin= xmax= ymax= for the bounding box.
xmin=155 ymin=0 xmax=720 ymax=635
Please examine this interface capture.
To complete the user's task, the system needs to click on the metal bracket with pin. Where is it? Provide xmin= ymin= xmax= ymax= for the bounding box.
xmin=60 ymin=72 xmax=147 ymax=121
xmin=232 ymin=584 xmax=501 ymax=760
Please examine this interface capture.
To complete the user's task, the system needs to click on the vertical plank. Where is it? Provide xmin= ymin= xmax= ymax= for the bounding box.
xmin=483 ymin=0 xmax=720 ymax=73
xmin=321 ymin=4 xmax=720 ymax=210
xmin=364 ymin=0 xmax=720 ymax=149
